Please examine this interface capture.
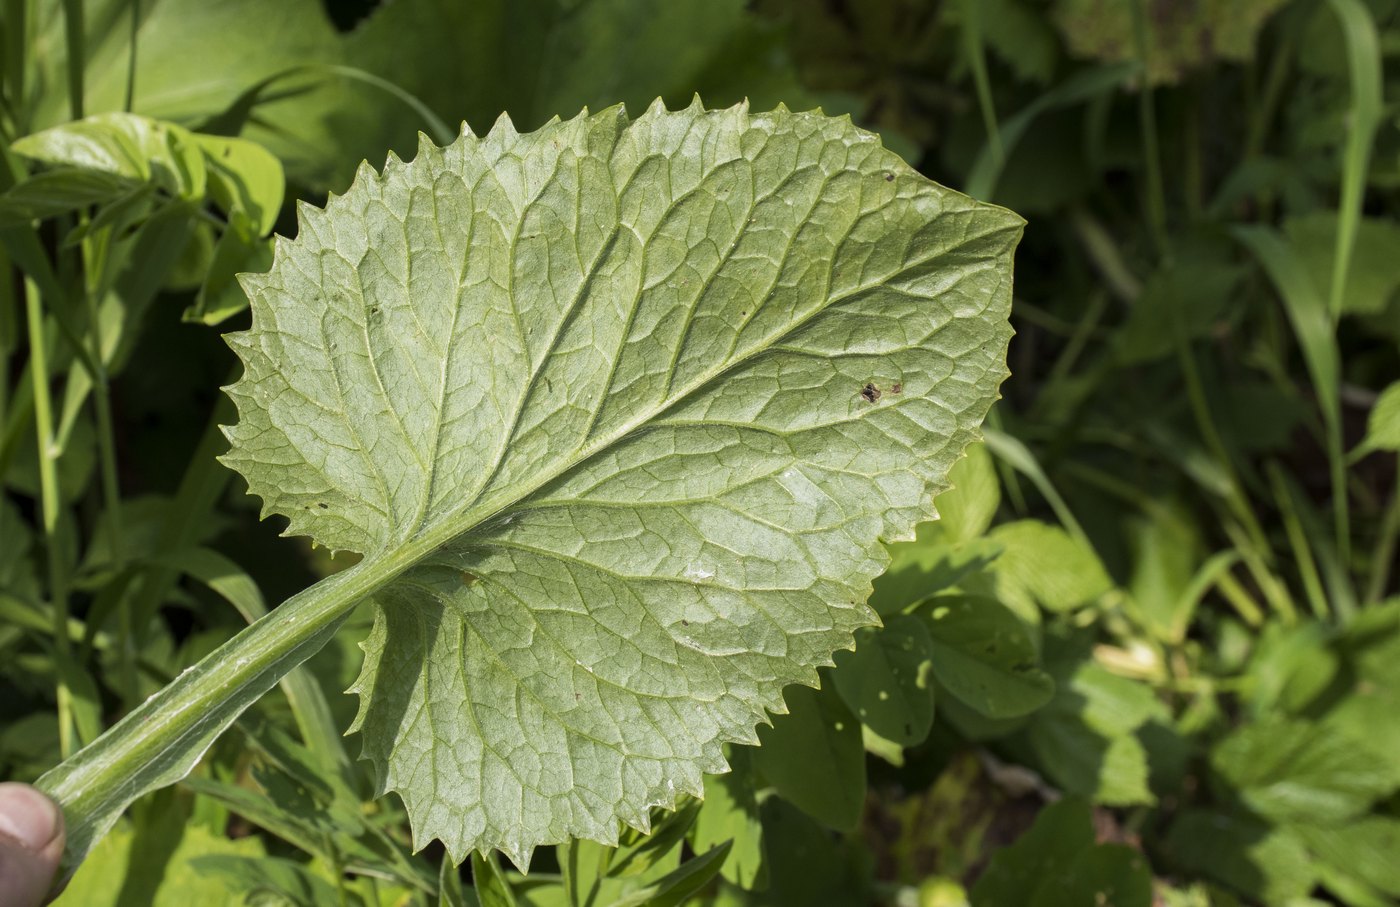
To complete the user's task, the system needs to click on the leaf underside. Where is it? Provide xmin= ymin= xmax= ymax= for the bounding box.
xmin=221 ymin=99 xmax=1020 ymax=866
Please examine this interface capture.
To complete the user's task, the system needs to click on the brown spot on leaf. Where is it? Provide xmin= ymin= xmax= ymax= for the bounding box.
xmin=460 ymin=571 xmax=479 ymax=587
xmin=890 ymin=382 xmax=903 ymax=395
xmin=861 ymin=383 xmax=881 ymax=403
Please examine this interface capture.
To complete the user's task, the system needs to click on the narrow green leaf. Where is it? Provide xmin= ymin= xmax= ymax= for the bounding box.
xmin=1234 ymin=225 xmax=1348 ymax=566
xmin=604 ymin=841 xmax=731 ymax=907
xmin=440 ymin=857 xmax=476 ymax=907
xmin=472 ymin=851 xmax=519 ymax=907
xmin=1323 ymin=0 xmax=1384 ymax=323
xmin=0 ymin=168 xmax=134 ymax=226
xmin=965 ymin=63 xmax=1136 ymax=201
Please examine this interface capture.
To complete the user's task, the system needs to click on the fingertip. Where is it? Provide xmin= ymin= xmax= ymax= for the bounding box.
xmin=0 ymin=784 xmax=63 ymax=856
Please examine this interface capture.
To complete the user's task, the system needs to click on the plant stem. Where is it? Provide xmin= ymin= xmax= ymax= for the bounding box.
xmin=25 ymin=277 xmax=77 ymax=756
xmin=1366 ymin=465 xmax=1399 ymax=603
xmin=959 ymin=0 xmax=1002 ymax=172
xmin=1266 ymin=460 xmax=1330 ymax=620
xmin=1130 ymin=0 xmax=1171 ymax=262
xmin=1244 ymin=31 xmax=1294 ymax=159
xmin=124 ymin=0 xmax=139 ymax=112
xmin=61 ymin=0 xmax=84 ymax=119
xmin=75 ymin=224 xmax=136 ymax=689
xmin=3 ymin=0 xmax=26 ymax=133
xmin=37 ymin=542 xmax=420 ymax=878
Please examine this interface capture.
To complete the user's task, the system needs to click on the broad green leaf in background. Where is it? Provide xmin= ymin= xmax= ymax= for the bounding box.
xmin=752 ymin=682 xmax=866 ymax=832
xmin=1163 ymin=810 xmax=1317 ymax=904
xmin=12 ymin=112 xmax=208 ymax=199
xmin=41 ymin=100 xmax=1019 ymax=871
xmin=1297 ymin=817 xmax=1400 ymax=900
xmin=869 ymin=521 xmax=1004 ymax=617
xmin=1211 ymin=716 xmax=1400 ymax=824
xmin=25 ymin=0 xmax=817 ymax=191
xmin=56 ymin=812 xmax=266 ymax=907
xmin=691 ymin=749 xmax=765 ymax=889
xmin=970 ymin=797 xmax=1149 ymax=907
xmin=1355 ymin=381 xmax=1400 ymax=457
xmin=986 ymin=520 xmax=1113 ymax=615
xmin=920 ymin=595 xmax=1054 ymax=719
xmin=1026 ymin=651 xmax=1164 ymax=806
xmin=933 ymin=440 xmax=1000 ymax=542
xmin=1285 ymin=212 xmax=1400 ymax=317
xmin=1053 ymin=0 xmax=1289 ymax=83
xmin=972 ymin=798 xmax=1093 ymax=906
xmin=832 ymin=614 xmax=936 ymax=746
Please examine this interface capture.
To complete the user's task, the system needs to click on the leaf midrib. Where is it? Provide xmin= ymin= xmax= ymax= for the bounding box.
xmin=390 ymin=232 xmax=981 ymax=576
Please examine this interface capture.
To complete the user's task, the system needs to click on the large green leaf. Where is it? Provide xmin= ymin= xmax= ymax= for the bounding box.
xmin=216 ymin=101 xmax=1018 ymax=865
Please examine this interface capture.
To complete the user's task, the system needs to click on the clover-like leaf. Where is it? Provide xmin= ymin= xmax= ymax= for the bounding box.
xmin=221 ymin=99 xmax=1019 ymax=866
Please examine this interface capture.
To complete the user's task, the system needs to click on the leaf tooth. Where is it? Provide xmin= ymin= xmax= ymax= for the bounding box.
xmin=621 ymin=808 xmax=652 ymax=836
xmin=685 ymin=93 xmax=705 ymax=113
xmin=352 ymin=159 xmax=379 ymax=189
xmin=415 ymin=131 xmax=438 ymax=158
xmin=505 ymin=840 xmax=536 ymax=874
xmin=293 ymin=197 xmax=325 ymax=236
xmin=644 ymin=95 xmax=668 ymax=117
xmin=487 ymin=110 xmax=518 ymax=143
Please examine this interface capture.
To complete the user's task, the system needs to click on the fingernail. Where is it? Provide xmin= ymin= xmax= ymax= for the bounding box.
xmin=0 ymin=784 xmax=61 ymax=851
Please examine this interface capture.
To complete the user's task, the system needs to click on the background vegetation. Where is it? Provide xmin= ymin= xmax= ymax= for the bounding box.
xmin=1 ymin=0 xmax=1398 ymax=904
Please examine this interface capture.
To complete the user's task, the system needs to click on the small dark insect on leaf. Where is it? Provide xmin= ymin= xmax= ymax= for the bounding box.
xmin=861 ymin=383 xmax=881 ymax=403
xmin=884 ymin=172 xmax=894 ymax=182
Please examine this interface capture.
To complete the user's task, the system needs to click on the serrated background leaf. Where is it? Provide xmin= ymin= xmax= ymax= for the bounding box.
xmin=222 ymin=100 xmax=1018 ymax=865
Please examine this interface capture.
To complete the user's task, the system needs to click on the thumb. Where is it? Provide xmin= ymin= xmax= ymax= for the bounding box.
xmin=0 ymin=784 xmax=65 ymax=907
